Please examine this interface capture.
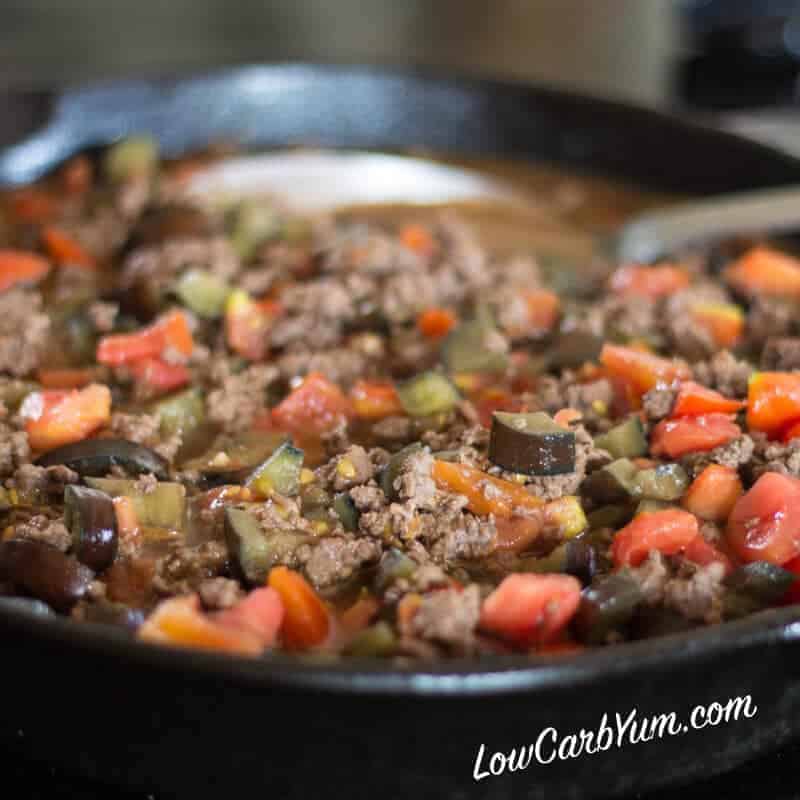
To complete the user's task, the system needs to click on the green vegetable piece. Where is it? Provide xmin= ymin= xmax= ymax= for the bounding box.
xmin=378 ymin=443 xmax=423 ymax=501
xmin=582 ymin=458 xmax=638 ymax=503
xmin=183 ymin=430 xmax=289 ymax=485
xmin=594 ymin=416 xmax=647 ymax=460
xmin=229 ymin=200 xmax=281 ymax=261
xmin=246 ymin=441 xmax=304 ymax=497
xmin=573 ymin=570 xmax=644 ymax=645
xmin=547 ymin=331 xmax=603 ymax=371
xmin=633 ymin=463 xmax=689 ymax=502
xmin=174 ymin=269 xmax=231 ymax=318
xmin=345 ymin=621 xmax=396 ymax=657
xmin=587 ymin=504 xmax=633 ymax=530
xmin=723 ymin=562 xmax=795 ymax=620
xmin=635 ymin=499 xmax=675 ymax=515
xmin=104 ymin=136 xmax=158 ymax=183
xmin=333 ymin=493 xmax=359 ymax=532
xmin=441 ymin=314 xmax=509 ymax=374
xmin=518 ymin=543 xmax=569 ymax=575
xmin=85 ymin=478 xmax=186 ymax=531
xmin=149 ymin=389 xmax=206 ymax=439
xmin=489 ymin=411 xmax=576 ymax=476
xmin=374 ymin=548 xmax=417 ymax=591
xmin=396 ymin=372 xmax=460 ymax=417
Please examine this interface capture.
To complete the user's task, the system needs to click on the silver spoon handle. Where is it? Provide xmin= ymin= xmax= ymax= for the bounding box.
xmin=615 ymin=185 xmax=800 ymax=263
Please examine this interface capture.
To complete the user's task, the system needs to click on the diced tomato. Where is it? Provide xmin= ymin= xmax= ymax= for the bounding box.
xmin=213 ymin=587 xmax=284 ymax=647
xmin=349 ymin=379 xmax=403 ymax=420
xmin=138 ymin=595 xmax=263 ymax=655
xmin=6 ymin=187 xmax=56 ymax=224
xmin=399 ymin=224 xmax=436 ymax=257
xmin=608 ymin=264 xmax=690 ymax=298
xmin=650 ymin=413 xmax=741 ymax=459
xmin=600 ymin=344 xmax=690 ymax=398
xmin=726 ymin=472 xmax=800 ymax=565
xmin=42 ymin=227 xmax=95 ymax=270
xmin=224 ymin=289 xmax=274 ymax=361
xmin=268 ymin=566 xmax=330 ymax=650
xmin=20 ymin=383 xmax=111 ymax=451
xmin=128 ymin=358 xmax=190 ymax=396
xmin=682 ymin=535 xmax=734 ymax=575
xmin=690 ymin=303 xmax=745 ymax=349
xmin=553 ymin=408 xmax=582 ymax=428
xmin=682 ymin=464 xmax=744 ymax=523
xmin=473 ymin=386 xmax=526 ymax=428
xmin=271 ymin=372 xmax=352 ymax=437
xmin=0 ymin=249 xmax=51 ymax=293
xmin=479 ymin=573 xmax=582 ymax=647
xmin=36 ymin=368 xmax=96 ymax=389
xmin=784 ymin=420 xmax=800 ymax=443
xmin=747 ymin=372 xmax=800 ymax=438
xmin=96 ymin=309 xmax=193 ymax=367
xmin=524 ymin=289 xmax=560 ymax=332
xmin=612 ymin=509 xmax=700 ymax=567
xmin=671 ymin=381 xmax=744 ymax=417
xmin=417 ymin=307 xmax=457 ymax=339
xmin=725 ymin=246 xmax=800 ymax=298
xmin=782 ymin=556 xmax=800 ymax=605
xmin=431 ymin=459 xmax=544 ymax=518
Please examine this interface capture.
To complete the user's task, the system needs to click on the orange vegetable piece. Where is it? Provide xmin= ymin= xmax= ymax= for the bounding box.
xmin=671 ymin=381 xmax=745 ymax=417
xmin=725 ymin=246 xmax=800 ymax=298
xmin=727 ymin=472 xmax=800 ymax=565
xmin=339 ymin=592 xmax=381 ymax=635
xmin=6 ymin=187 xmax=56 ymax=223
xmin=0 ymin=249 xmax=51 ymax=293
xmin=214 ymin=587 xmax=284 ymax=647
xmin=271 ymin=372 xmax=352 ymax=437
xmin=600 ymin=343 xmax=690 ymax=397
xmin=682 ymin=535 xmax=734 ymax=575
xmin=524 ymin=289 xmax=561 ymax=331
xmin=42 ymin=227 xmax=95 ymax=270
xmin=690 ymin=303 xmax=745 ymax=349
xmin=20 ymin=383 xmax=111 ymax=451
xmin=608 ymin=264 xmax=690 ymax=298
xmin=683 ymin=465 xmax=744 ymax=523
xmin=37 ymin=368 xmax=96 ymax=389
xmin=113 ymin=496 xmax=139 ymax=541
xmin=612 ymin=509 xmax=700 ymax=568
xmin=224 ymin=290 xmax=275 ymax=361
xmin=651 ymin=413 xmax=740 ymax=459
xmin=431 ymin=459 xmax=544 ymax=518
xmin=400 ymin=224 xmax=436 ymax=257
xmin=417 ymin=307 xmax=457 ymax=339
xmin=553 ymin=408 xmax=582 ymax=427
xmin=138 ymin=595 xmax=263 ymax=655
xmin=747 ymin=371 xmax=800 ymax=437
xmin=268 ymin=566 xmax=330 ymax=650
xmin=479 ymin=573 xmax=582 ymax=647
xmin=96 ymin=309 xmax=193 ymax=366
xmin=350 ymin=379 xmax=403 ymax=420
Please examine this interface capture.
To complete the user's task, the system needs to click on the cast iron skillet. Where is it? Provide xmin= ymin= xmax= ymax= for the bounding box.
xmin=2 ymin=64 xmax=800 ymax=800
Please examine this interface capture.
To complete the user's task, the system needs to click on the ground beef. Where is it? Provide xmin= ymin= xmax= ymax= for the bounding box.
xmin=760 ymin=337 xmax=800 ymax=371
xmin=329 ymin=445 xmax=374 ymax=491
xmin=692 ymin=350 xmax=752 ymax=398
xmin=752 ymin=434 xmax=800 ymax=478
xmin=197 ymin=577 xmax=243 ymax=610
xmin=629 ymin=551 xmax=670 ymax=605
xmin=87 ymin=301 xmax=119 ymax=333
xmin=661 ymin=290 xmax=719 ymax=362
xmin=108 ymin=412 xmax=183 ymax=462
xmin=276 ymin=347 xmax=373 ymax=387
xmin=564 ymin=379 xmax=614 ymax=419
xmin=406 ymin=585 xmax=481 ymax=651
xmin=302 ymin=536 xmax=382 ymax=589
xmin=581 ymin=295 xmax=657 ymax=341
xmin=393 ymin=448 xmax=438 ymax=511
xmin=436 ymin=513 xmax=497 ymax=562
xmin=642 ymin=384 xmax=677 ymax=422
xmin=133 ymin=473 xmax=159 ymax=495
xmin=152 ymin=541 xmax=229 ymax=596
xmin=13 ymin=515 xmax=72 ymax=552
xmin=663 ymin=562 xmax=725 ymax=624
xmin=747 ymin=297 xmax=795 ymax=351
xmin=0 ymin=290 xmax=50 ymax=377
xmin=205 ymin=363 xmax=278 ymax=434
xmin=0 ymin=424 xmax=30 ymax=479
xmin=349 ymin=484 xmax=387 ymax=512
xmin=681 ymin=435 xmax=755 ymax=477
xmin=9 ymin=463 xmax=79 ymax=495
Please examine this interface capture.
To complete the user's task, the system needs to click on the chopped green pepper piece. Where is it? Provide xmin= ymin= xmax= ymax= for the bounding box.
xmin=397 ymin=372 xmax=460 ymax=417
xmin=104 ymin=136 xmax=158 ymax=183
xmin=149 ymin=388 xmax=206 ymax=439
xmin=174 ymin=269 xmax=231 ymax=318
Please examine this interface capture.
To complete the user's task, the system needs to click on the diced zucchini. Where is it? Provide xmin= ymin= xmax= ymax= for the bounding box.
xmin=86 ymin=478 xmax=186 ymax=531
xmin=594 ymin=416 xmax=647 ymax=460
xmin=397 ymin=372 xmax=460 ymax=417
xmin=333 ymin=493 xmax=360 ymax=532
xmin=582 ymin=458 xmax=638 ymax=503
xmin=547 ymin=331 xmax=603 ymax=370
xmin=573 ymin=570 xmax=644 ymax=645
xmin=183 ymin=430 xmax=288 ymax=485
xmin=378 ymin=443 xmax=423 ymax=501
xmin=374 ymin=548 xmax=417 ymax=591
xmin=149 ymin=388 xmax=206 ymax=439
xmin=489 ymin=411 xmax=576 ymax=476
xmin=587 ymin=504 xmax=633 ymax=530
xmin=104 ymin=135 xmax=158 ymax=183
xmin=345 ymin=621 xmax=396 ymax=657
xmin=174 ymin=269 xmax=231 ymax=318
xmin=633 ymin=463 xmax=689 ymax=502
xmin=635 ymin=499 xmax=675 ymax=515
xmin=229 ymin=199 xmax=281 ymax=261
xmin=441 ymin=313 xmax=509 ymax=374
xmin=246 ymin=441 xmax=304 ymax=498
xmin=723 ymin=562 xmax=795 ymax=620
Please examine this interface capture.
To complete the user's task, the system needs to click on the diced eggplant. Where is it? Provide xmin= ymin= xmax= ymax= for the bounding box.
xmin=441 ymin=313 xmax=509 ymax=374
xmin=36 ymin=438 xmax=168 ymax=480
xmin=378 ymin=443 xmax=423 ymax=501
xmin=633 ymin=463 xmax=689 ymax=502
xmin=564 ymin=539 xmax=598 ymax=586
xmin=594 ymin=416 xmax=647 ymax=460
xmin=149 ymin=388 xmax=206 ymax=439
xmin=546 ymin=331 xmax=603 ymax=371
xmin=374 ymin=548 xmax=417 ymax=591
xmin=582 ymin=458 xmax=638 ymax=503
xmin=333 ymin=493 xmax=359 ymax=532
xmin=345 ymin=621 xmax=396 ymax=657
xmin=86 ymin=478 xmax=186 ymax=531
xmin=64 ymin=485 xmax=118 ymax=572
xmin=587 ymin=504 xmax=634 ymax=531
xmin=396 ymin=372 xmax=460 ymax=417
xmin=224 ymin=507 xmax=310 ymax=585
xmin=631 ymin=606 xmax=698 ymax=639
xmin=489 ymin=411 xmax=576 ymax=476
xmin=246 ymin=441 xmax=304 ymax=498
xmin=0 ymin=540 xmax=94 ymax=613
xmin=723 ymin=562 xmax=795 ymax=620
xmin=174 ymin=269 xmax=231 ymax=318
xmin=573 ymin=570 xmax=644 ymax=645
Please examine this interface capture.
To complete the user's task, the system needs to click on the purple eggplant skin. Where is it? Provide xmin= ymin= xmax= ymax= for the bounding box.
xmin=0 ymin=540 xmax=94 ymax=613
xmin=35 ymin=438 xmax=168 ymax=479
xmin=64 ymin=485 xmax=118 ymax=572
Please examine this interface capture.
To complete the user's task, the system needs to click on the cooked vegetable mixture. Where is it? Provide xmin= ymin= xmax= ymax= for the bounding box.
xmin=2 ymin=139 xmax=800 ymax=662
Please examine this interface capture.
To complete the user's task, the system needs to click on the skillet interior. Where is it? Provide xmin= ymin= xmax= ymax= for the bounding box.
xmin=3 ymin=64 xmax=800 ymax=800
